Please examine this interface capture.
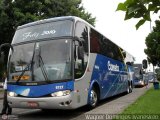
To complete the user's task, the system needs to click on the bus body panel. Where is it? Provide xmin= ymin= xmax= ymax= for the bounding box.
xmin=72 ymin=53 xmax=97 ymax=108
xmin=7 ymin=81 xmax=76 ymax=109
xmin=90 ymin=53 xmax=128 ymax=100
xmin=8 ymin=93 xmax=75 ymax=109
xmin=7 ymin=81 xmax=74 ymax=97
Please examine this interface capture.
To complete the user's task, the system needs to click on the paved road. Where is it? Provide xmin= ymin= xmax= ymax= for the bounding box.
xmin=0 ymin=84 xmax=152 ymax=120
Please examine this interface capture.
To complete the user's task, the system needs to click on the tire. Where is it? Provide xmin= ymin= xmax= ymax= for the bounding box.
xmin=88 ymin=87 xmax=99 ymax=109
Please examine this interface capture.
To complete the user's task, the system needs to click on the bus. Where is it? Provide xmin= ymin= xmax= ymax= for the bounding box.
xmin=0 ymin=16 xmax=135 ymax=110
xmin=133 ymin=64 xmax=148 ymax=87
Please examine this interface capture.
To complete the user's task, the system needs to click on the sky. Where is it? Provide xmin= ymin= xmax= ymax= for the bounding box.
xmin=82 ymin=0 xmax=159 ymax=67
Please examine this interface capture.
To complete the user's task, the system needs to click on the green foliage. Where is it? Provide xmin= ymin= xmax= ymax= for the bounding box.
xmin=117 ymin=0 xmax=160 ymax=29
xmin=135 ymin=19 xmax=146 ymax=30
xmin=144 ymin=20 xmax=160 ymax=66
xmin=116 ymin=3 xmax=127 ymax=11
xmin=155 ymin=68 xmax=160 ymax=81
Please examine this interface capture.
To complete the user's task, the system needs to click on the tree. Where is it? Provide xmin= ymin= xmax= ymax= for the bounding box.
xmin=155 ymin=68 xmax=160 ymax=81
xmin=144 ymin=20 xmax=160 ymax=66
xmin=116 ymin=0 xmax=160 ymax=29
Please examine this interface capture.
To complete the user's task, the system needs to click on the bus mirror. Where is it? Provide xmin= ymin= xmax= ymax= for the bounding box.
xmin=126 ymin=62 xmax=131 ymax=66
xmin=0 ymin=43 xmax=14 ymax=53
xmin=78 ymin=46 xmax=84 ymax=59
xmin=0 ymin=52 xmax=5 ymax=64
xmin=139 ymin=69 xmax=143 ymax=75
xmin=126 ymin=62 xmax=133 ymax=66
xmin=142 ymin=59 xmax=148 ymax=69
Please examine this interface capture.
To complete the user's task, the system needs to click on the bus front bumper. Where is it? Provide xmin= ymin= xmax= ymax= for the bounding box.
xmin=8 ymin=93 xmax=75 ymax=109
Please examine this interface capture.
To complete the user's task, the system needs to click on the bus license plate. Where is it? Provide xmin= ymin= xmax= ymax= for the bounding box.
xmin=28 ymin=102 xmax=39 ymax=108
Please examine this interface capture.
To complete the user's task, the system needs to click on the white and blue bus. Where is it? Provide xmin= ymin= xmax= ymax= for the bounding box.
xmin=1 ymin=16 xmax=134 ymax=110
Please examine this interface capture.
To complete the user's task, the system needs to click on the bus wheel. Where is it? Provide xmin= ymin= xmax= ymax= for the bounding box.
xmin=88 ymin=87 xmax=98 ymax=108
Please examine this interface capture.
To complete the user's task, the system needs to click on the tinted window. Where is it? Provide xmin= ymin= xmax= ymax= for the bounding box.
xmin=74 ymin=22 xmax=89 ymax=79
xmin=75 ymin=22 xmax=89 ymax=53
xmin=90 ymin=28 xmax=124 ymax=61
xmin=90 ymin=29 xmax=100 ymax=53
xmin=99 ymin=37 xmax=114 ymax=58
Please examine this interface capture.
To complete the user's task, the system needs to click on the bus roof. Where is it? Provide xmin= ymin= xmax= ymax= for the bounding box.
xmin=17 ymin=16 xmax=87 ymax=30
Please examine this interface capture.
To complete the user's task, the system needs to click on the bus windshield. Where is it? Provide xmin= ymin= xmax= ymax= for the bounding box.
xmin=9 ymin=39 xmax=72 ymax=82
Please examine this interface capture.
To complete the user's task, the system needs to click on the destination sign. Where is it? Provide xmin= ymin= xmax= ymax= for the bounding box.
xmin=12 ymin=20 xmax=73 ymax=44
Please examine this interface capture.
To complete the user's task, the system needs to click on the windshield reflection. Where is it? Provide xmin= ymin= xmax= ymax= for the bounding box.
xmin=9 ymin=39 xmax=72 ymax=82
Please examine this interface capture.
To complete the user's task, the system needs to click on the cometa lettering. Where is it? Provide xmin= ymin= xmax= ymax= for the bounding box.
xmin=108 ymin=61 xmax=119 ymax=72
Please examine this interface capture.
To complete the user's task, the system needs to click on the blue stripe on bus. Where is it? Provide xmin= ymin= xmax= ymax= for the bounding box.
xmin=7 ymin=80 xmax=74 ymax=97
xmin=90 ymin=54 xmax=128 ymax=100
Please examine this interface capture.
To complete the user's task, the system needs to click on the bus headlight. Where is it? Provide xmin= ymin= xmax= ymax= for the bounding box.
xmin=51 ymin=90 xmax=71 ymax=97
xmin=8 ymin=92 xmax=17 ymax=97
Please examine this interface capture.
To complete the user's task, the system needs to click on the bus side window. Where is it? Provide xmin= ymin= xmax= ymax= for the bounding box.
xmin=90 ymin=29 xmax=100 ymax=53
xmin=74 ymin=22 xmax=89 ymax=79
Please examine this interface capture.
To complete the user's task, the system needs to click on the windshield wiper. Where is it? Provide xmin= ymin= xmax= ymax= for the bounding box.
xmin=37 ymin=53 xmax=50 ymax=82
xmin=16 ymin=43 xmax=36 ymax=84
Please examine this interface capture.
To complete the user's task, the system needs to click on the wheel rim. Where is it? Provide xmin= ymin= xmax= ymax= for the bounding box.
xmin=90 ymin=90 xmax=97 ymax=107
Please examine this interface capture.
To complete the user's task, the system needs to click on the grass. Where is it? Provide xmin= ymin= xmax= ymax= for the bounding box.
xmin=113 ymin=87 xmax=160 ymax=120
xmin=121 ymin=87 xmax=160 ymax=114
